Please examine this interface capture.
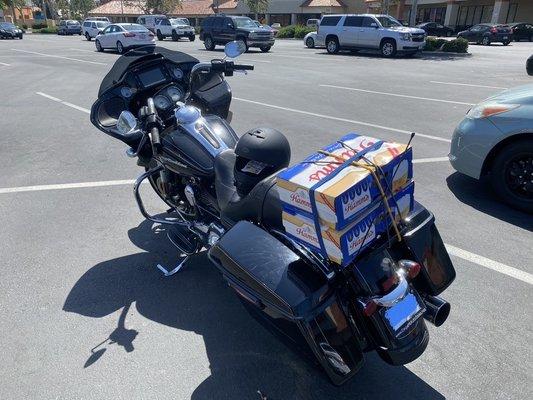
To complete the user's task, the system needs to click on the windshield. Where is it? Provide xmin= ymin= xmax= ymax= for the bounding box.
xmin=96 ymin=22 xmax=109 ymax=28
xmin=67 ymin=21 xmax=80 ymax=26
xmin=233 ymin=17 xmax=257 ymax=29
xmin=377 ymin=16 xmax=402 ymax=28
xmin=171 ymin=18 xmax=189 ymax=25
xmin=121 ymin=24 xmax=149 ymax=32
xmin=0 ymin=22 xmax=16 ymax=29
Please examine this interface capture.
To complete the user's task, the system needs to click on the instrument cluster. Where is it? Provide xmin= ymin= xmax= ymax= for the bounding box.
xmin=153 ymin=85 xmax=186 ymax=111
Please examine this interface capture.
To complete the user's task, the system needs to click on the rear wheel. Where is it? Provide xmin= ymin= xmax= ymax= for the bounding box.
xmin=85 ymin=32 xmax=91 ymax=41
xmin=380 ymin=39 xmax=397 ymax=57
xmin=172 ymin=30 xmax=179 ymax=41
xmin=204 ymin=35 xmax=215 ymax=50
xmin=157 ymin=30 xmax=164 ymax=41
xmin=189 ymin=35 xmax=195 ymax=42
xmin=260 ymin=45 xmax=271 ymax=52
xmin=482 ymin=36 xmax=491 ymax=45
xmin=490 ymin=140 xmax=533 ymax=213
xmin=95 ymin=39 xmax=103 ymax=52
xmin=305 ymin=36 xmax=315 ymax=48
xmin=326 ymin=36 xmax=339 ymax=54
xmin=116 ymin=41 xmax=124 ymax=54
xmin=503 ymin=40 xmax=510 ymax=46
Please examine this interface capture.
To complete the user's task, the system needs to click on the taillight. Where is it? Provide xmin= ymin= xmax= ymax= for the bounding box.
xmin=490 ymin=27 xmax=497 ymax=33
xmin=123 ymin=32 xmax=135 ymax=37
xmin=398 ymin=260 xmax=421 ymax=279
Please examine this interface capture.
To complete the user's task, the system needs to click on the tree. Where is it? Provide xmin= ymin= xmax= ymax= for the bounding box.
xmin=124 ymin=0 xmax=182 ymax=15
xmin=69 ymin=0 xmax=95 ymax=19
xmin=245 ymin=0 xmax=269 ymax=19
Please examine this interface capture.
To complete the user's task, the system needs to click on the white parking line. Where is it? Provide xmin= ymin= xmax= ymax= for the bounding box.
xmin=0 ymin=61 xmax=10 ymax=66
xmin=430 ymin=81 xmax=508 ymax=90
xmin=36 ymin=92 xmax=90 ymax=114
xmin=0 ymin=180 xmax=135 ymax=194
xmin=445 ymin=244 xmax=533 ymax=286
xmin=412 ymin=157 xmax=449 ymax=164
xmin=234 ymin=97 xmax=452 ymax=143
xmin=12 ymin=49 xmax=107 ymax=65
xmin=320 ymin=85 xmax=476 ymax=106
xmin=69 ymin=48 xmax=98 ymax=53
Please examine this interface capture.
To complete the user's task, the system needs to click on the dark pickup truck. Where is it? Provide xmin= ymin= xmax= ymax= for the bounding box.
xmin=200 ymin=14 xmax=275 ymax=52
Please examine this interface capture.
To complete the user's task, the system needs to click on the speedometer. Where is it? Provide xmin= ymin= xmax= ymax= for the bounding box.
xmin=172 ymin=68 xmax=184 ymax=80
xmin=166 ymin=86 xmax=184 ymax=103
xmin=120 ymin=86 xmax=134 ymax=98
xmin=154 ymin=95 xmax=171 ymax=110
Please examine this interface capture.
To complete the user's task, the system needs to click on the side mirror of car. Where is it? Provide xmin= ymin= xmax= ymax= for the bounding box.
xmin=370 ymin=22 xmax=378 ymax=29
xmin=98 ymin=30 xmax=104 ymax=35
xmin=227 ymin=23 xmax=234 ymax=29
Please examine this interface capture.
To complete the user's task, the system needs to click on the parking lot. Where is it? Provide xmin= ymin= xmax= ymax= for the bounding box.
xmin=0 ymin=35 xmax=532 ymax=399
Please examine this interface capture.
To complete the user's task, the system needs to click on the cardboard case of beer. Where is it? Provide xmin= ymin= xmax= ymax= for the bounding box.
xmin=281 ymin=182 xmax=415 ymax=267
xmin=276 ymin=133 xmax=413 ymax=230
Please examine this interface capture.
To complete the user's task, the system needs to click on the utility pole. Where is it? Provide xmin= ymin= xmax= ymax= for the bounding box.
xmin=409 ymin=0 xmax=418 ymax=26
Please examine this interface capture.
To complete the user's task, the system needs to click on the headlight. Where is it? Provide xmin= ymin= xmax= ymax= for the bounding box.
xmin=466 ymin=103 xmax=520 ymax=119
xmin=400 ymin=32 xmax=412 ymax=41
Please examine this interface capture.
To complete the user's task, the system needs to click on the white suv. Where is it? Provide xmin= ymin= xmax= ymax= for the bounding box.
xmin=82 ymin=19 xmax=110 ymax=41
xmin=155 ymin=18 xmax=195 ymax=41
xmin=317 ymin=14 xmax=426 ymax=57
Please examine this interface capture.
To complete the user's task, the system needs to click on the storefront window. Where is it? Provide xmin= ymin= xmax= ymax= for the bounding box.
xmin=506 ymin=3 xmax=518 ymax=23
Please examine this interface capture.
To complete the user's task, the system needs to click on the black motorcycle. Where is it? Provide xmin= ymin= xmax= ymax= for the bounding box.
xmin=91 ymin=42 xmax=456 ymax=385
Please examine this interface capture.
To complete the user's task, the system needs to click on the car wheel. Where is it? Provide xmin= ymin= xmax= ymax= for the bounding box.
xmin=305 ymin=36 xmax=315 ymax=48
xmin=482 ymin=36 xmax=491 ymax=45
xmin=503 ymin=40 xmax=510 ymax=46
xmin=490 ymin=140 xmax=533 ymax=213
xmin=95 ymin=39 xmax=103 ymax=52
xmin=189 ymin=35 xmax=195 ymax=42
xmin=172 ymin=30 xmax=179 ymax=41
xmin=260 ymin=45 xmax=271 ymax=53
xmin=380 ymin=39 xmax=397 ymax=57
xmin=204 ymin=35 xmax=215 ymax=50
xmin=514 ymin=36 xmax=520 ymax=42
xmin=157 ymin=30 xmax=164 ymax=41
xmin=326 ymin=37 xmax=339 ymax=54
xmin=116 ymin=41 xmax=124 ymax=54
xmin=85 ymin=33 xmax=91 ymax=41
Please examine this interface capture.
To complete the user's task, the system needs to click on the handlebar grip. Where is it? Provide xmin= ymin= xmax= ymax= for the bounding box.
xmin=233 ymin=64 xmax=254 ymax=71
xmin=151 ymin=127 xmax=161 ymax=147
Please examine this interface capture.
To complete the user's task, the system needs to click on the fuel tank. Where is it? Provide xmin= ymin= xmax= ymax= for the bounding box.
xmin=161 ymin=111 xmax=239 ymax=177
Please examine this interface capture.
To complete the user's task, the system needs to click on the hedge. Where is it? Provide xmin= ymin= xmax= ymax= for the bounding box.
xmin=424 ymin=36 xmax=468 ymax=53
xmin=35 ymin=27 xmax=58 ymax=34
xmin=277 ymin=25 xmax=296 ymax=38
xmin=276 ymin=25 xmax=314 ymax=39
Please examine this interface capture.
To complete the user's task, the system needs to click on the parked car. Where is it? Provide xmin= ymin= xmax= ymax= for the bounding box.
xmin=306 ymin=18 xmax=320 ymax=29
xmin=510 ymin=22 xmax=533 ymax=41
xmin=82 ymin=19 xmax=109 ymax=41
xmin=527 ymin=55 xmax=533 ymax=75
xmin=0 ymin=22 xmax=23 ymax=39
xmin=58 ymin=20 xmax=82 ymax=35
xmin=317 ymin=14 xmax=426 ymax=57
xmin=457 ymin=24 xmax=512 ymax=45
xmin=449 ymin=84 xmax=533 ymax=213
xmin=136 ymin=14 xmax=166 ymax=33
xmin=200 ymin=14 xmax=275 ymax=52
xmin=155 ymin=18 xmax=195 ymax=41
xmin=416 ymin=22 xmax=454 ymax=37
xmin=95 ymin=23 xmax=155 ymax=54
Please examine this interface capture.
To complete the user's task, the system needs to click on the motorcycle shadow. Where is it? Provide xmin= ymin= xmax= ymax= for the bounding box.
xmin=63 ymin=219 xmax=444 ymax=400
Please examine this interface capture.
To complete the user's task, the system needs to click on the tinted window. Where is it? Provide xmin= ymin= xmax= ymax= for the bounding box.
xmin=212 ymin=18 xmax=223 ymax=28
xmin=320 ymin=16 xmax=342 ymax=26
xmin=202 ymin=18 xmax=213 ymax=27
xmin=376 ymin=16 xmax=402 ymax=27
xmin=362 ymin=17 xmax=376 ymax=28
xmin=232 ymin=17 xmax=256 ymax=28
xmin=103 ymin=25 xmax=113 ymax=34
xmin=344 ymin=16 xmax=363 ymax=27
xmin=96 ymin=22 xmax=108 ymax=28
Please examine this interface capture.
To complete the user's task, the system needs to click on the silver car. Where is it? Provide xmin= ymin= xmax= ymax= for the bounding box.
xmin=449 ymin=84 xmax=533 ymax=213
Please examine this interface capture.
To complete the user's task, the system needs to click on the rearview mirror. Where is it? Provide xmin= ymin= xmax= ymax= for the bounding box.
xmin=116 ymin=111 xmax=138 ymax=136
xmin=370 ymin=22 xmax=378 ymax=28
xmin=225 ymin=40 xmax=246 ymax=58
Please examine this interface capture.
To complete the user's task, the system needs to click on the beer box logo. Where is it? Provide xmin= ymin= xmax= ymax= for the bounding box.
xmin=347 ymin=219 xmax=375 ymax=255
xmin=342 ymin=182 xmax=371 ymax=218
xmin=295 ymin=224 xmax=318 ymax=245
xmin=289 ymin=188 xmax=311 ymax=209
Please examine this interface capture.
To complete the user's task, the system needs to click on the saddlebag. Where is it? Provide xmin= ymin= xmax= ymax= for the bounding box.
xmin=208 ymin=221 xmax=364 ymax=385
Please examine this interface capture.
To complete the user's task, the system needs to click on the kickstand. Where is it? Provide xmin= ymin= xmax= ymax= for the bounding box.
xmin=156 ymin=256 xmax=189 ymax=277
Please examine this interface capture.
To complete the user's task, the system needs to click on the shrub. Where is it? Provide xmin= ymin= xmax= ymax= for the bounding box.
xmin=277 ymin=25 xmax=296 ymax=38
xmin=442 ymin=37 xmax=468 ymax=53
xmin=33 ymin=23 xmax=48 ymax=30
xmin=22 ymin=24 xmax=28 ymax=29
xmin=36 ymin=27 xmax=58 ymax=34
xmin=424 ymin=36 xmax=448 ymax=51
xmin=294 ymin=25 xmax=314 ymax=39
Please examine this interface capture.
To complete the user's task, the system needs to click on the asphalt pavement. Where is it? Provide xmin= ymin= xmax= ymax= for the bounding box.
xmin=0 ymin=35 xmax=532 ymax=400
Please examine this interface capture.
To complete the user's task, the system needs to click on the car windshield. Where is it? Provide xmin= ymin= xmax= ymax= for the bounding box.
xmin=377 ymin=16 xmax=402 ymax=28
xmin=121 ymin=24 xmax=149 ymax=32
xmin=171 ymin=18 xmax=189 ymax=25
xmin=0 ymin=22 xmax=16 ymax=29
xmin=233 ymin=17 xmax=257 ymax=28
xmin=68 ymin=21 xmax=80 ymax=26
xmin=96 ymin=22 xmax=109 ymax=28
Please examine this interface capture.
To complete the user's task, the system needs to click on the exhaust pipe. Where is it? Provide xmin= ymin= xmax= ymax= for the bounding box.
xmin=423 ymin=295 xmax=450 ymax=327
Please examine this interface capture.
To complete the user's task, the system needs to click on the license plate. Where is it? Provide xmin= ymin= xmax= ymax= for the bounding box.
xmin=381 ymin=292 xmax=425 ymax=336
xmin=503 ymin=36 xmax=508 ymax=39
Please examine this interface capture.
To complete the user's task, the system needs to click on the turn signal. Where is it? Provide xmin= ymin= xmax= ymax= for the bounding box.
xmin=398 ymin=259 xmax=421 ymax=279
xmin=466 ymin=103 xmax=519 ymax=119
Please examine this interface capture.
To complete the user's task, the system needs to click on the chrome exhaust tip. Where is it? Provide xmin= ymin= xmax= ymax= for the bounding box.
xmin=423 ymin=295 xmax=450 ymax=327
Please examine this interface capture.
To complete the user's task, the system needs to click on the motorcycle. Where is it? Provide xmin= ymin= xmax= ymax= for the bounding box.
xmin=90 ymin=41 xmax=456 ymax=385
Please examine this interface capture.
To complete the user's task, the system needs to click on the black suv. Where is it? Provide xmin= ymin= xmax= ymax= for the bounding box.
xmin=200 ymin=15 xmax=274 ymax=52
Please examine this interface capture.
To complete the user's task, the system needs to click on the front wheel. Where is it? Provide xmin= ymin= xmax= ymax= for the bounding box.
xmin=204 ymin=35 xmax=215 ymax=50
xmin=157 ymin=30 xmax=164 ymax=41
xmin=189 ymin=35 xmax=195 ymax=42
xmin=503 ymin=40 xmax=510 ymax=46
xmin=95 ymin=39 xmax=103 ymax=52
xmin=172 ymin=30 xmax=179 ymax=41
xmin=260 ymin=45 xmax=271 ymax=53
xmin=116 ymin=41 xmax=125 ymax=54
xmin=490 ymin=140 xmax=533 ymax=213
xmin=305 ymin=36 xmax=315 ymax=48
xmin=85 ymin=32 xmax=91 ymax=41
xmin=380 ymin=39 xmax=397 ymax=57
xmin=482 ymin=36 xmax=491 ymax=46
xmin=326 ymin=37 xmax=339 ymax=54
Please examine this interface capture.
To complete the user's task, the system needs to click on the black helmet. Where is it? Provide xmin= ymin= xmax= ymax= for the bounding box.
xmin=234 ymin=127 xmax=291 ymax=197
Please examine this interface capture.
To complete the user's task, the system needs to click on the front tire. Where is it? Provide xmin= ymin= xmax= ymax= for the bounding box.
xmin=85 ymin=32 xmax=91 ymax=41
xmin=482 ymin=36 xmax=491 ymax=46
xmin=204 ymin=35 xmax=215 ymax=50
xmin=326 ymin=36 xmax=339 ymax=54
xmin=503 ymin=40 xmax=510 ymax=46
xmin=157 ymin=30 xmax=164 ymax=41
xmin=305 ymin=36 xmax=315 ymax=48
xmin=116 ymin=41 xmax=124 ymax=54
xmin=95 ymin=39 xmax=103 ymax=52
xmin=380 ymin=39 xmax=397 ymax=57
xmin=189 ymin=35 xmax=195 ymax=42
xmin=260 ymin=45 xmax=271 ymax=52
xmin=172 ymin=30 xmax=179 ymax=41
xmin=490 ymin=140 xmax=533 ymax=213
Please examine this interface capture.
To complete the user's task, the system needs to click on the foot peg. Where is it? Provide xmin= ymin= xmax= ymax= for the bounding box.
xmin=167 ymin=225 xmax=199 ymax=255
xmin=156 ymin=256 xmax=189 ymax=277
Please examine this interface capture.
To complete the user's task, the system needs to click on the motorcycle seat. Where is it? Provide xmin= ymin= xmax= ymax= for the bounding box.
xmin=214 ymin=149 xmax=283 ymax=229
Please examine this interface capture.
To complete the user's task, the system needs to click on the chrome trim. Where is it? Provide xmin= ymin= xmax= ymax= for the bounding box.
xmin=371 ymin=273 xmax=409 ymax=308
